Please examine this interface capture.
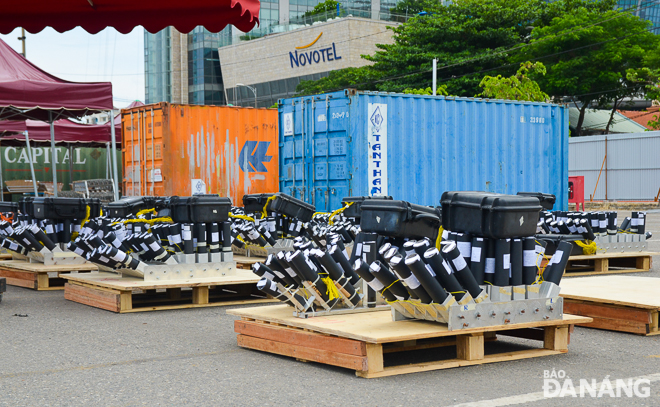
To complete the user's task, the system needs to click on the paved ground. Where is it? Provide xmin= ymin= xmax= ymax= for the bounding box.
xmin=1 ymin=211 xmax=659 ymax=406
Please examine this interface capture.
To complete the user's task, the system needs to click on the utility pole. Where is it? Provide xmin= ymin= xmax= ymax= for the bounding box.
xmin=18 ymin=28 xmax=26 ymax=57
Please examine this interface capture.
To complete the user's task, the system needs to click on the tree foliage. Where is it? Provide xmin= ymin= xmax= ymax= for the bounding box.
xmin=303 ymin=0 xmax=340 ymax=18
xmin=520 ymin=3 xmax=660 ymax=135
xmin=403 ymin=86 xmax=449 ymax=96
xmin=390 ymin=0 xmax=439 ymax=16
xmin=477 ymin=62 xmax=549 ymax=102
xmin=296 ymin=67 xmax=380 ymax=95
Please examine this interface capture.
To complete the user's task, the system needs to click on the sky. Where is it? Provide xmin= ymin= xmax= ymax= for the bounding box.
xmin=0 ymin=27 xmax=145 ymax=109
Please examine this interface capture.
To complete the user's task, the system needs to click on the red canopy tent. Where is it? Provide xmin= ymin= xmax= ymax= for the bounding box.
xmin=0 ymin=118 xmax=121 ymax=146
xmin=0 ymin=38 xmax=114 ymax=197
xmin=0 ymin=0 xmax=260 ymax=35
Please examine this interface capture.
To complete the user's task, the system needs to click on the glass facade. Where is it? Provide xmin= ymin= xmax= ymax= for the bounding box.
xmin=144 ymin=0 xmax=409 ymax=106
xmin=144 ymin=29 xmax=172 ymax=104
xmin=187 ymin=27 xmax=227 ymax=106
xmin=227 ymin=72 xmax=331 ymax=108
xmin=618 ymin=0 xmax=660 ymax=28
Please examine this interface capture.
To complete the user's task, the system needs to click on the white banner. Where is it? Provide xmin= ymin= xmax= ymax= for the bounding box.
xmin=367 ymin=103 xmax=388 ymax=196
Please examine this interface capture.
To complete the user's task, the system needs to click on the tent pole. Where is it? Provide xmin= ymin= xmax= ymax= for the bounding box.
xmin=106 ymin=142 xmax=111 ymax=179
xmin=109 ymin=111 xmax=119 ymax=201
xmin=68 ymin=145 xmax=74 ymax=188
xmin=49 ymin=111 xmax=58 ymax=197
xmin=24 ymin=131 xmax=38 ymax=196
xmin=0 ymin=139 xmax=4 ymax=201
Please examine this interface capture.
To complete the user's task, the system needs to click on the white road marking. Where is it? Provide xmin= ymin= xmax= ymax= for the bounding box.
xmin=447 ymin=372 xmax=660 ymax=407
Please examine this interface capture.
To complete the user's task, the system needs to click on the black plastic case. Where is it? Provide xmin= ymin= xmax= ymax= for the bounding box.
xmin=106 ymin=197 xmax=151 ymax=218
xmin=32 ymin=197 xmax=89 ymax=220
xmin=441 ymin=191 xmax=542 ymax=239
xmin=19 ymin=197 xmax=35 ymax=217
xmin=266 ymin=193 xmax=315 ymax=222
xmin=0 ymin=202 xmax=19 ymax=216
xmin=360 ymin=200 xmax=441 ymax=240
xmin=341 ymin=196 xmax=393 ymax=219
xmin=516 ymin=192 xmax=556 ymax=210
xmin=170 ymin=195 xmax=232 ymax=223
xmin=243 ymin=193 xmax=276 ymax=214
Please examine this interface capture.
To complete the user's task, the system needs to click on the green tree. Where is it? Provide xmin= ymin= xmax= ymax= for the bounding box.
xmin=403 ymin=86 xmax=449 ymax=96
xmin=477 ymin=61 xmax=549 ymax=101
xmin=303 ymin=0 xmax=340 ymax=18
xmin=391 ymin=0 xmax=440 ymax=16
xmin=520 ymin=3 xmax=660 ymax=135
xmin=296 ymin=67 xmax=381 ymax=95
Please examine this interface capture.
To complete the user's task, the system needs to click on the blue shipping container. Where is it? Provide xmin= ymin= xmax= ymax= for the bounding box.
xmin=278 ymin=90 xmax=569 ymax=212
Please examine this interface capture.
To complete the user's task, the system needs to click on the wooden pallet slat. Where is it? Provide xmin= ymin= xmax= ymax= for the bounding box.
xmin=561 ymin=252 xmax=656 ymax=277
xmin=62 ymin=271 xmax=275 ymax=313
xmin=560 ymin=275 xmax=660 ymax=336
xmin=0 ymin=260 xmax=99 ymax=290
xmin=229 ymin=305 xmax=591 ymax=378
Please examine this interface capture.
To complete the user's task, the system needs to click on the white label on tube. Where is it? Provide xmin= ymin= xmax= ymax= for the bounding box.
xmin=485 ymin=258 xmax=495 ymax=274
xmin=248 ymin=229 xmax=260 ymax=240
xmin=211 ymin=232 xmax=220 ymax=242
xmin=305 ymin=257 xmax=317 ymax=272
xmin=99 ymin=256 xmax=110 ymax=264
xmin=452 ymin=255 xmax=467 ymax=271
xmin=172 ymin=235 xmax=182 ymax=244
xmin=367 ymin=278 xmax=384 ymax=292
xmin=638 ymin=217 xmax=645 ymax=226
xmin=362 ymin=244 xmax=371 ymax=253
xmin=523 ymin=250 xmax=536 ymax=267
xmin=182 ymin=230 xmax=192 ymax=240
xmin=342 ymin=249 xmax=349 ymax=259
xmin=45 ymin=225 xmax=54 ymax=234
xmin=140 ymin=243 xmax=149 ymax=252
xmin=591 ymin=219 xmax=599 ymax=227
xmin=272 ymin=269 xmax=286 ymax=279
xmin=503 ymin=254 xmax=510 ymax=269
xmin=111 ymin=252 xmax=126 ymax=263
xmin=457 ymin=242 xmax=471 ymax=258
xmin=402 ymin=274 xmax=421 ymax=289
xmin=149 ymin=241 xmax=160 ymax=252
xmin=471 ymin=247 xmax=482 ymax=263
xmin=263 ymin=271 xmax=275 ymax=281
xmin=285 ymin=267 xmax=297 ymax=277
xmin=441 ymin=259 xmax=454 ymax=275
xmin=355 ymin=243 xmax=363 ymax=256
xmin=424 ymin=263 xmax=437 ymax=277
xmin=599 ymin=220 xmax=606 ymax=228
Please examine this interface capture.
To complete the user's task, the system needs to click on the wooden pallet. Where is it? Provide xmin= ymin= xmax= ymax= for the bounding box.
xmin=0 ymin=260 xmax=98 ymax=290
xmin=560 ymin=275 xmax=660 ymax=336
xmin=62 ymin=271 xmax=275 ymax=313
xmin=561 ymin=252 xmax=656 ymax=277
xmin=228 ymin=305 xmax=591 ymax=378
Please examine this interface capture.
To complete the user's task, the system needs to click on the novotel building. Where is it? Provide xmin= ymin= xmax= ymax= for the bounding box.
xmin=218 ymin=17 xmax=398 ymax=107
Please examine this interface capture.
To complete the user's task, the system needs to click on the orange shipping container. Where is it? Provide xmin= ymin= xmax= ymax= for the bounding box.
xmin=121 ymin=103 xmax=278 ymax=205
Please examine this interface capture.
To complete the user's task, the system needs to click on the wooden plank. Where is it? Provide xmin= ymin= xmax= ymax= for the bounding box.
xmin=593 ymin=258 xmax=608 ymax=273
xmin=36 ymin=273 xmax=49 ymax=290
xmin=192 ymin=286 xmax=209 ymax=304
xmin=364 ymin=343 xmax=384 ymax=374
xmin=456 ymin=334 xmax=484 ymax=361
xmin=357 ymin=349 xmax=563 ymax=378
xmin=0 ymin=268 xmax=37 ymax=281
xmin=235 ymin=320 xmax=367 ymax=356
xmin=0 ymin=260 xmax=98 ymax=272
xmin=568 ymin=251 xmax=659 ymax=260
xmin=64 ymin=283 xmax=120 ymax=312
xmin=62 ymin=271 xmax=259 ymax=291
xmin=237 ymin=334 xmax=368 ymax=371
xmin=227 ymin=305 xmax=591 ymax=344
xmin=560 ymin=276 xmax=660 ymax=309
xmin=574 ymin=316 xmax=649 ymax=335
xmin=119 ymin=291 xmax=132 ymax=312
xmin=563 ymin=301 xmax=652 ymax=323
xmin=119 ymin=298 xmax=274 ymax=313
xmin=636 ymin=256 xmax=650 ymax=271
xmin=3 ymin=276 xmax=38 ymax=289
xmin=563 ymin=268 xmax=649 ymax=277
xmin=544 ymin=326 xmax=569 ymax=351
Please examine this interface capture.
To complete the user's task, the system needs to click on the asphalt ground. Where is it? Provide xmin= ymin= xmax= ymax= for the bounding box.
xmin=1 ymin=211 xmax=659 ymax=406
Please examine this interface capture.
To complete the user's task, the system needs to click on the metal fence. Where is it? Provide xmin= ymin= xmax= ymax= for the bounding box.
xmin=569 ymin=131 xmax=660 ymax=201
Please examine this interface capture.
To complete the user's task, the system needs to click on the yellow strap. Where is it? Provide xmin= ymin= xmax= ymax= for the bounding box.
xmin=70 ymin=205 xmax=91 ymax=241
xmin=313 ymin=211 xmax=330 ymax=217
xmin=261 ymin=195 xmax=277 ymax=219
xmin=321 ymin=276 xmax=341 ymax=301
xmin=136 ymin=208 xmax=156 ymax=217
xmin=121 ymin=217 xmax=173 ymax=226
xmin=435 ymin=226 xmax=444 ymax=249
xmin=229 ymin=213 xmax=256 ymax=223
xmin=328 ymin=202 xmax=353 ymax=225
xmin=575 ymin=240 xmax=598 ymax=255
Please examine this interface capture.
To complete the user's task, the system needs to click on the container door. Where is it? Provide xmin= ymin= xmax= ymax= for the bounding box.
xmin=280 ymin=100 xmax=304 ymax=200
xmin=311 ymin=94 xmax=351 ymax=212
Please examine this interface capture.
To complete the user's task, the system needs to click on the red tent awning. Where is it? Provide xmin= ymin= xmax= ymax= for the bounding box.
xmin=0 ymin=39 xmax=114 ymax=121
xmin=0 ymin=0 xmax=260 ymax=35
xmin=0 ymin=118 xmax=121 ymax=146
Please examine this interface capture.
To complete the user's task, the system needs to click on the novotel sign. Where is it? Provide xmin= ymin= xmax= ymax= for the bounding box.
xmin=289 ymin=32 xmax=342 ymax=68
